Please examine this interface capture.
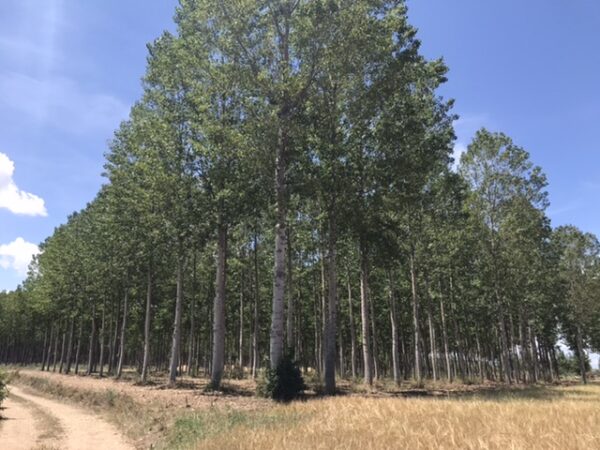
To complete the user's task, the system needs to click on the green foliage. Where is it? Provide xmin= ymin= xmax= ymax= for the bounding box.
xmin=0 ymin=370 xmax=7 ymax=407
xmin=556 ymin=350 xmax=591 ymax=376
xmin=258 ymin=354 xmax=306 ymax=402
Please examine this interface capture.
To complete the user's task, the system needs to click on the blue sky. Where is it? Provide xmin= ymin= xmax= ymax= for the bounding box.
xmin=1 ymin=0 xmax=599 ymax=291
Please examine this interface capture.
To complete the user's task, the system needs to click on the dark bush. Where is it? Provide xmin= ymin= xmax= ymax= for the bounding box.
xmin=257 ymin=353 xmax=306 ymax=402
xmin=0 ymin=370 xmax=7 ymax=408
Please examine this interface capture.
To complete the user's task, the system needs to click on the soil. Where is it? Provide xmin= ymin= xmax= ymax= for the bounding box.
xmin=0 ymin=385 xmax=132 ymax=450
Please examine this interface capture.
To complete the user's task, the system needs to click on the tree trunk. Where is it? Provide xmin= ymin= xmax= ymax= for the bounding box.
xmin=188 ymin=252 xmax=197 ymax=376
xmin=211 ymin=224 xmax=228 ymax=389
xmin=116 ymin=290 xmax=129 ymax=379
xmin=269 ymin=111 xmax=289 ymax=370
xmin=168 ymin=255 xmax=185 ymax=386
xmin=324 ymin=215 xmax=337 ymax=395
xmin=74 ymin=316 xmax=83 ymax=374
xmin=98 ymin=300 xmax=107 ymax=377
xmin=359 ymin=242 xmax=373 ymax=386
xmin=58 ymin=328 xmax=66 ymax=373
xmin=65 ymin=316 xmax=75 ymax=374
xmin=576 ymin=325 xmax=587 ymax=384
xmin=44 ymin=325 xmax=55 ymax=371
xmin=40 ymin=328 xmax=48 ymax=371
xmin=439 ymin=288 xmax=452 ymax=382
xmin=286 ymin=228 xmax=294 ymax=353
xmin=86 ymin=303 xmax=96 ymax=376
xmin=387 ymin=271 xmax=401 ymax=385
xmin=252 ymin=233 xmax=260 ymax=379
xmin=427 ymin=308 xmax=437 ymax=382
xmin=410 ymin=253 xmax=421 ymax=383
xmin=239 ymin=264 xmax=244 ymax=369
xmin=141 ymin=266 xmax=153 ymax=384
xmin=347 ymin=274 xmax=357 ymax=380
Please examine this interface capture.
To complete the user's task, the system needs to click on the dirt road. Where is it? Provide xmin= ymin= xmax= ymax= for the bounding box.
xmin=0 ymin=385 xmax=133 ymax=450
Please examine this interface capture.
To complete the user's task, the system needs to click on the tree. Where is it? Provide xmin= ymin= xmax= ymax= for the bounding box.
xmin=553 ymin=226 xmax=600 ymax=384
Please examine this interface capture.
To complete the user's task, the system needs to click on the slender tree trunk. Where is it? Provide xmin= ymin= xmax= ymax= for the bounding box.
xmin=359 ymin=242 xmax=373 ymax=386
xmin=576 ymin=325 xmax=587 ymax=384
xmin=286 ymin=228 xmax=294 ymax=353
xmin=527 ymin=323 xmax=539 ymax=383
xmin=58 ymin=328 xmax=66 ymax=373
xmin=109 ymin=296 xmax=120 ymax=375
xmin=410 ymin=253 xmax=421 ymax=383
xmin=40 ymin=328 xmax=48 ymax=371
xmin=324 ymin=215 xmax=338 ymax=395
xmin=427 ymin=308 xmax=437 ymax=382
xmin=439 ymin=287 xmax=452 ymax=382
xmin=86 ymin=303 xmax=96 ymax=376
xmin=252 ymin=233 xmax=260 ymax=379
xmin=65 ymin=316 xmax=75 ymax=374
xmin=116 ymin=290 xmax=129 ymax=379
xmin=169 ymin=255 xmax=185 ymax=386
xmin=387 ymin=272 xmax=401 ymax=385
xmin=98 ymin=299 xmax=107 ymax=377
xmin=369 ymin=291 xmax=379 ymax=380
xmin=347 ymin=274 xmax=357 ymax=380
xmin=44 ymin=325 xmax=54 ymax=371
xmin=74 ymin=316 xmax=83 ymax=375
xmin=188 ymin=252 xmax=197 ymax=376
xmin=211 ymin=224 xmax=228 ymax=389
xmin=475 ymin=334 xmax=484 ymax=381
xmin=239 ymin=263 xmax=244 ymax=369
xmin=141 ymin=266 xmax=153 ymax=384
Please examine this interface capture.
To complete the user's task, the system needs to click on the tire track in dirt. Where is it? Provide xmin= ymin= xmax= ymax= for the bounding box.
xmin=2 ymin=385 xmax=133 ymax=450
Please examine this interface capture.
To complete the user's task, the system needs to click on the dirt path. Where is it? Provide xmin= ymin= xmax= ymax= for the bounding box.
xmin=1 ymin=385 xmax=133 ymax=450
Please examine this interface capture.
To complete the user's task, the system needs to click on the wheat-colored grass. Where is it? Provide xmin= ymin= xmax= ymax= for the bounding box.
xmin=199 ymin=384 xmax=600 ymax=450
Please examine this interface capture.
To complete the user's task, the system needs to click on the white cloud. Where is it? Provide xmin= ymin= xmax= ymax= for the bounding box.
xmin=452 ymin=142 xmax=468 ymax=170
xmin=0 ymin=237 xmax=40 ymax=276
xmin=0 ymin=152 xmax=47 ymax=216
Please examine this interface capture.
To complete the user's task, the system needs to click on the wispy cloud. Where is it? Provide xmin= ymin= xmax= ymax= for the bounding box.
xmin=0 ymin=237 xmax=40 ymax=276
xmin=451 ymin=142 xmax=468 ymax=169
xmin=0 ymin=0 xmax=65 ymax=75
xmin=0 ymin=0 xmax=129 ymax=135
xmin=0 ymin=73 xmax=129 ymax=135
xmin=547 ymin=202 xmax=582 ymax=217
xmin=0 ymin=152 xmax=47 ymax=216
xmin=451 ymin=113 xmax=491 ymax=170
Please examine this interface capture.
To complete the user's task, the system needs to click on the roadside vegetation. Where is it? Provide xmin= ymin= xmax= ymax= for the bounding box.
xmin=0 ymin=369 xmax=7 ymax=410
xmin=6 ymin=368 xmax=600 ymax=449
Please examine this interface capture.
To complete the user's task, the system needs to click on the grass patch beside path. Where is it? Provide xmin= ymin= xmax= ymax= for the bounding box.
xmin=10 ymin=371 xmax=168 ymax=449
xmin=9 ymin=370 xmax=294 ymax=450
xmin=160 ymin=408 xmax=305 ymax=450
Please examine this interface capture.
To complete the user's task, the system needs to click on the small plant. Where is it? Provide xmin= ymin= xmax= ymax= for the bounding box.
xmin=0 ymin=370 xmax=7 ymax=408
xmin=257 ymin=353 xmax=306 ymax=402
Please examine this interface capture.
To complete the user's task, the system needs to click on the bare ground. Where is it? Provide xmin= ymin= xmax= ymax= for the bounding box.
xmin=0 ymin=385 xmax=132 ymax=450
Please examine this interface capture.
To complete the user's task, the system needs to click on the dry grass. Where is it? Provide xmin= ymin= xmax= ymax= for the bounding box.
xmin=8 ymin=368 xmax=600 ymax=449
xmin=198 ymin=383 xmax=600 ymax=450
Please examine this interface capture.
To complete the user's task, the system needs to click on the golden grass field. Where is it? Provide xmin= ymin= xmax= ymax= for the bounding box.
xmin=7 ymin=369 xmax=600 ymax=450
xmin=197 ymin=383 xmax=600 ymax=450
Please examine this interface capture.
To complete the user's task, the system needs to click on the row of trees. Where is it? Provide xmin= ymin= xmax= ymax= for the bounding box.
xmin=1 ymin=0 xmax=599 ymax=392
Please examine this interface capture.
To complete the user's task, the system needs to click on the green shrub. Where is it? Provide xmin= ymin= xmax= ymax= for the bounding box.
xmin=0 ymin=370 xmax=7 ymax=407
xmin=257 ymin=353 xmax=306 ymax=402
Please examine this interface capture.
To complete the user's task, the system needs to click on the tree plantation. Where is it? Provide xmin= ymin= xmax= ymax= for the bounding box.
xmin=1 ymin=0 xmax=599 ymax=397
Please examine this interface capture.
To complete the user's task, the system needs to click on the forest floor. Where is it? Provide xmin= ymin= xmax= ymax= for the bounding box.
xmin=1 ymin=368 xmax=599 ymax=449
